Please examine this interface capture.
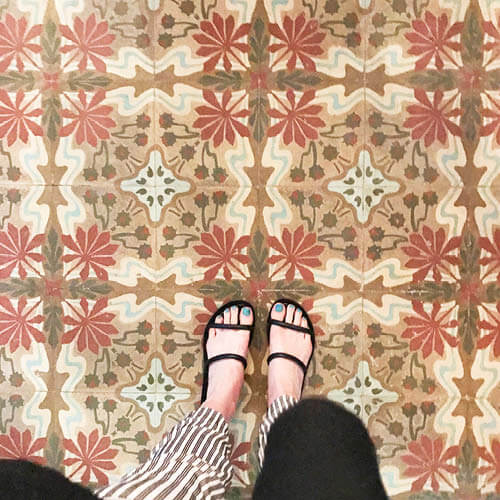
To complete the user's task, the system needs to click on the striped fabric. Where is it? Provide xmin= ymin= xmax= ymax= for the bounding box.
xmin=96 ymin=407 xmax=232 ymax=500
xmin=96 ymin=396 xmax=298 ymax=500
xmin=257 ymin=395 xmax=298 ymax=468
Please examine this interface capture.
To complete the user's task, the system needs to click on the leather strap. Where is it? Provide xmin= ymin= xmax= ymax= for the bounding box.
xmin=267 ymin=352 xmax=307 ymax=374
xmin=207 ymin=323 xmax=253 ymax=331
xmin=207 ymin=353 xmax=247 ymax=369
xmin=267 ymin=319 xmax=311 ymax=334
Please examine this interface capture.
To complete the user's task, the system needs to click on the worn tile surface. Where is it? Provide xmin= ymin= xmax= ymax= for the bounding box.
xmin=0 ymin=0 xmax=499 ymax=497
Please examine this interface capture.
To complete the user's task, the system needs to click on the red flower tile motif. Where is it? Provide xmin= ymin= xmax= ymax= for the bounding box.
xmin=480 ymin=229 xmax=500 ymax=282
xmin=483 ymin=17 xmax=500 ymax=53
xmin=60 ymin=89 xmax=116 ymax=147
xmin=402 ymin=435 xmax=459 ymax=491
xmin=403 ymin=89 xmax=461 ymax=147
xmin=0 ymin=427 xmax=46 ymax=464
xmin=0 ymin=296 xmax=44 ymax=352
xmin=0 ymin=90 xmax=43 ymax=146
xmin=60 ymin=13 xmax=115 ymax=72
xmin=268 ymin=89 xmax=325 ymax=147
xmin=302 ymin=298 xmax=325 ymax=337
xmin=480 ymin=98 xmax=500 ymax=146
xmin=0 ymin=14 xmax=42 ymax=72
xmin=402 ymin=301 xmax=458 ymax=358
xmin=194 ymin=297 xmax=218 ymax=336
xmin=405 ymin=12 xmax=462 ymax=70
xmin=194 ymin=225 xmax=250 ymax=280
xmin=63 ymin=428 xmax=118 ymax=486
xmin=193 ymin=89 xmax=250 ymax=147
xmin=62 ymin=225 xmax=119 ymax=281
xmin=228 ymin=433 xmax=250 ymax=483
xmin=402 ymin=225 xmax=461 ymax=283
xmin=477 ymin=303 xmax=500 ymax=357
xmin=0 ymin=224 xmax=44 ymax=279
xmin=269 ymin=12 xmax=325 ymax=71
xmin=477 ymin=439 xmax=500 ymax=493
xmin=193 ymin=13 xmax=250 ymax=72
xmin=268 ymin=225 xmax=324 ymax=281
xmin=62 ymin=297 xmax=118 ymax=354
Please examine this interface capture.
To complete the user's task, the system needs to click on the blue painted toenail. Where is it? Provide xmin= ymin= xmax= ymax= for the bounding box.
xmin=275 ymin=303 xmax=283 ymax=312
xmin=289 ymin=304 xmax=295 ymax=310
xmin=243 ymin=307 xmax=251 ymax=316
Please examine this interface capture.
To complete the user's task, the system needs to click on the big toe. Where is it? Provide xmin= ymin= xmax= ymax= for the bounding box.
xmin=239 ymin=304 xmax=254 ymax=326
xmin=270 ymin=302 xmax=286 ymax=321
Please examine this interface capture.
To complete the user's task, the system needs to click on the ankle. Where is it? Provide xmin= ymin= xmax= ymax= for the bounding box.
xmin=202 ymin=396 xmax=237 ymax=422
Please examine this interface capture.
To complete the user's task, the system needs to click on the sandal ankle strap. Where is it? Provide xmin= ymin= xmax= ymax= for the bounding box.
xmin=207 ymin=353 xmax=247 ymax=369
xmin=267 ymin=352 xmax=306 ymax=374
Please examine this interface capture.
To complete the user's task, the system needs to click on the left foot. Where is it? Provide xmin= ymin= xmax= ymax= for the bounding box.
xmin=202 ymin=304 xmax=254 ymax=422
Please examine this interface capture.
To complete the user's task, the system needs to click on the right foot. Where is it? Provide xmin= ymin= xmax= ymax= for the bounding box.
xmin=267 ymin=302 xmax=313 ymax=406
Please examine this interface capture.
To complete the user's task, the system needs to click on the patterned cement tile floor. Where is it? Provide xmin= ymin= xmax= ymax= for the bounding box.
xmin=0 ymin=0 xmax=499 ymax=498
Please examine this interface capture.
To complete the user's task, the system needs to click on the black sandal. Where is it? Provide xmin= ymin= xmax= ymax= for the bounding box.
xmin=200 ymin=300 xmax=255 ymax=404
xmin=266 ymin=298 xmax=315 ymax=396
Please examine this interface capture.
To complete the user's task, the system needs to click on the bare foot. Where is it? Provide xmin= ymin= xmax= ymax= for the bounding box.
xmin=201 ymin=304 xmax=253 ymax=422
xmin=267 ymin=302 xmax=313 ymax=406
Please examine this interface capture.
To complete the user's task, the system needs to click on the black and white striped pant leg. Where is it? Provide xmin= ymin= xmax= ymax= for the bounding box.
xmin=96 ymin=406 xmax=232 ymax=500
xmin=257 ymin=394 xmax=298 ymax=468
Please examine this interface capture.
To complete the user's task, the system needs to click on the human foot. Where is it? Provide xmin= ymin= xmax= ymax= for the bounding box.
xmin=201 ymin=302 xmax=254 ymax=422
xmin=267 ymin=301 xmax=314 ymax=406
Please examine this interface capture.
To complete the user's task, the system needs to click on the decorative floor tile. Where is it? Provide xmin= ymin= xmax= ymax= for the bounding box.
xmin=0 ymin=0 xmax=499 ymax=498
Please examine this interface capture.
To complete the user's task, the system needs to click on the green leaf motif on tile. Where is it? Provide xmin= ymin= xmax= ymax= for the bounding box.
xmin=68 ymin=72 xmax=111 ymax=91
xmin=248 ymin=18 xmax=268 ymax=65
xmin=407 ymin=281 xmax=455 ymax=302
xmin=408 ymin=70 xmax=455 ymax=92
xmin=275 ymin=70 xmax=321 ymax=91
xmin=41 ymin=97 xmax=61 ymax=142
xmin=44 ymin=304 xmax=63 ymax=348
xmin=461 ymin=8 xmax=483 ymax=66
xmin=248 ymin=230 xmax=268 ymax=275
xmin=0 ymin=278 xmax=38 ymax=297
xmin=249 ymin=95 xmax=269 ymax=142
xmin=68 ymin=279 xmax=112 ymax=299
xmin=43 ymin=228 xmax=63 ymax=275
xmin=456 ymin=439 xmax=477 ymax=488
xmin=45 ymin=433 xmax=64 ymax=471
xmin=273 ymin=280 xmax=318 ymax=298
xmin=199 ymin=71 xmax=242 ymax=91
xmin=459 ymin=231 xmax=479 ymax=276
xmin=458 ymin=303 xmax=478 ymax=355
xmin=41 ymin=20 xmax=61 ymax=65
xmin=460 ymin=95 xmax=481 ymax=144
xmin=0 ymin=71 xmax=35 ymax=91
xmin=198 ymin=279 xmax=243 ymax=299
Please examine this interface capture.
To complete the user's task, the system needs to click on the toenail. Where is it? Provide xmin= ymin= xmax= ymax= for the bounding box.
xmin=243 ymin=307 xmax=251 ymax=316
xmin=275 ymin=303 xmax=283 ymax=312
xmin=289 ymin=305 xmax=295 ymax=310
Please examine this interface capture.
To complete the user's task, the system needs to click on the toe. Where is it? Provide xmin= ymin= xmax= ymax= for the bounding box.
xmin=285 ymin=304 xmax=295 ymax=323
xmin=230 ymin=305 xmax=239 ymax=324
xmin=293 ymin=307 xmax=303 ymax=326
xmin=240 ymin=305 xmax=254 ymax=325
xmin=224 ymin=307 xmax=231 ymax=324
xmin=270 ymin=302 xmax=286 ymax=321
xmin=301 ymin=317 xmax=308 ymax=329
xmin=210 ymin=314 xmax=223 ymax=337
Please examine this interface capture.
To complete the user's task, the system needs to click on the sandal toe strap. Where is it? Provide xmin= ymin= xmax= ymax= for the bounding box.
xmin=267 ymin=352 xmax=307 ymax=374
xmin=207 ymin=353 xmax=247 ymax=369
xmin=267 ymin=319 xmax=311 ymax=334
xmin=207 ymin=323 xmax=253 ymax=331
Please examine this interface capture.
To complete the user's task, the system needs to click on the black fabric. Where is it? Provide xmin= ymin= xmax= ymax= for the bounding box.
xmin=253 ymin=398 xmax=389 ymax=500
xmin=0 ymin=459 xmax=98 ymax=499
